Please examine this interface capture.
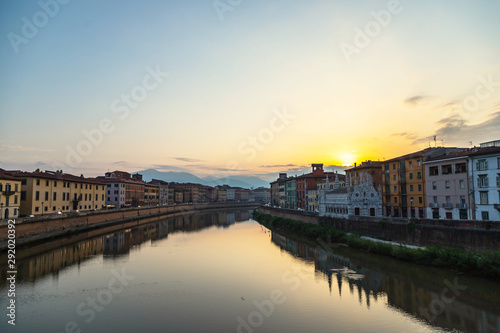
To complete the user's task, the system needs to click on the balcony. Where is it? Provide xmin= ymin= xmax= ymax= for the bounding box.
xmin=2 ymin=190 xmax=15 ymax=196
xmin=428 ymin=203 xmax=439 ymax=208
xmin=456 ymin=203 xmax=467 ymax=209
xmin=442 ymin=203 xmax=453 ymax=209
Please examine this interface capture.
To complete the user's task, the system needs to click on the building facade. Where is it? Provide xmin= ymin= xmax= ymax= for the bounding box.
xmin=0 ymin=169 xmax=21 ymax=219
xmin=8 ymin=169 xmax=105 ymax=216
xmin=424 ymin=153 xmax=471 ymax=220
xmin=469 ymin=145 xmax=500 ymax=221
xmin=383 ymin=147 xmax=463 ymax=218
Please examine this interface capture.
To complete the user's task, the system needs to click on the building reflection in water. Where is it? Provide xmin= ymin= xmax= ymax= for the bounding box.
xmin=270 ymin=231 xmax=500 ymax=333
xmin=0 ymin=209 xmax=251 ymax=287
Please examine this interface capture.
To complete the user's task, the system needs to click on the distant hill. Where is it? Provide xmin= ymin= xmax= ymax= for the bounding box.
xmin=136 ymin=169 xmax=269 ymax=189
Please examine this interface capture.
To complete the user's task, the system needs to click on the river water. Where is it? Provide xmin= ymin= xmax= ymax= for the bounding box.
xmin=0 ymin=209 xmax=499 ymax=333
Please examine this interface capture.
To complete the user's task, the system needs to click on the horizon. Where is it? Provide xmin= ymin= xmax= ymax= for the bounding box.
xmin=1 ymin=0 xmax=499 ymax=180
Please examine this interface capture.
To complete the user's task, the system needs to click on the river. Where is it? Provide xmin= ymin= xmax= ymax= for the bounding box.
xmin=0 ymin=209 xmax=498 ymax=332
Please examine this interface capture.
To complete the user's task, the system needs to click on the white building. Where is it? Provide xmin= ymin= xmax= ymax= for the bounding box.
xmin=468 ymin=143 xmax=500 ymax=221
xmin=319 ymin=174 xmax=349 ymax=218
xmin=319 ymin=172 xmax=382 ymax=218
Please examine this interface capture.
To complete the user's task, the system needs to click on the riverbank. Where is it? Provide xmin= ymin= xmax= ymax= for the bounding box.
xmin=253 ymin=210 xmax=500 ymax=279
xmin=0 ymin=202 xmax=259 ymax=250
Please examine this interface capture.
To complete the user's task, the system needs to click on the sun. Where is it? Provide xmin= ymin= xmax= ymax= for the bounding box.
xmin=339 ymin=151 xmax=357 ymax=167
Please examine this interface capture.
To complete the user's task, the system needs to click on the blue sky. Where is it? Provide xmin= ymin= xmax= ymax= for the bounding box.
xmin=1 ymin=0 xmax=500 ymax=180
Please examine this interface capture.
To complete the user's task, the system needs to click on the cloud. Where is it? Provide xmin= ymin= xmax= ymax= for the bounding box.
xmin=413 ymin=107 xmax=500 ymax=146
xmin=404 ymin=95 xmax=432 ymax=107
xmin=172 ymin=157 xmax=204 ymax=163
xmin=112 ymin=160 xmax=128 ymax=165
xmin=390 ymin=132 xmax=418 ymax=141
xmin=0 ymin=143 xmax=53 ymax=152
xmin=259 ymin=163 xmax=300 ymax=168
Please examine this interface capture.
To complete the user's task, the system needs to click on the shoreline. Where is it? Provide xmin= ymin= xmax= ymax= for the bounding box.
xmin=253 ymin=210 xmax=500 ymax=279
xmin=0 ymin=202 xmax=259 ymax=251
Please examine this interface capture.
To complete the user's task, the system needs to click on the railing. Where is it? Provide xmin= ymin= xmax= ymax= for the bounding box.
xmin=442 ymin=203 xmax=453 ymax=209
xmin=428 ymin=203 xmax=439 ymax=208
xmin=456 ymin=203 xmax=467 ymax=209
xmin=2 ymin=191 xmax=15 ymax=196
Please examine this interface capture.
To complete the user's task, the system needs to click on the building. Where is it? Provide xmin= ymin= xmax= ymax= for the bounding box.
xmin=285 ymin=177 xmax=297 ymax=209
xmin=318 ymin=174 xmax=349 ymax=218
xmin=149 ymin=179 xmax=172 ymax=206
xmin=270 ymin=173 xmax=287 ymax=207
xmin=253 ymin=187 xmax=271 ymax=203
xmin=424 ymin=152 xmax=471 ymax=220
xmin=144 ymin=183 xmax=159 ymax=206
xmin=383 ymin=147 xmax=463 ymax=218
xmin=7 ymin=169 xmax=105 ymax=216
xmin=98 ymin=171 xmax=144 ymax=208
xmin=346 ymin=171 xmax=383 ymax=217
xmin=345 ymin=161 xmax=383 ymax=190
xmin=296 ymin=164 xmax=345 ymax=210
xmin=468 ymin=144 xmax=500 ymax=221
xmin=319 ymin=172 xmax=382 ymax=218
xmin=0 ymin=169 xmax=22 ymax=219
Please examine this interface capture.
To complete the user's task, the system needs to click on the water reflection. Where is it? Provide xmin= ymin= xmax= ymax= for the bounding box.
xmin=0 ymin=209 xmax=251 ymax=287
xmin=270 ymin=231 xmax=500 ymax=333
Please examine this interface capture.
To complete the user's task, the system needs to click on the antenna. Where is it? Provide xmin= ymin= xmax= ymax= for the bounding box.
xmin=433 ymin=136 xmax=437 ymax=147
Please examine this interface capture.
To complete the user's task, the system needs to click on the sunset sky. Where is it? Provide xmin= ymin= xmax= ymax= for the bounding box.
xmin=1 ymin=0 xmax=499 ymax=181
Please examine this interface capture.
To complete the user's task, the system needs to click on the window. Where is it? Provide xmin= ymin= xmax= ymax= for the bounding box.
xmin=477 ymin=159 xmax=488 ymax=171
xmin=418 ymin=197 xmax=422 ymax=204
xmin=385 ymin=164 xmax=389 ymax=171
xmin=46 ymin=180 xmax=49 ymax=186
xmin=53 ymin=192 xmax=57 ymax=200
xmin=394 ymin=197 xmax=398 ymax=203
xmin=114 ymin=184 xmax=119 ymax=187
xmin=442 ymin=165 xmax=452 ymax=175
xmin=417 ymin=172 xmax=421 ymax=179
xmin=36 ymin=179 xmax=40 ymax=186
xmin=15 ymin=195 xmax=19 ymax=204
xmin=418 ymin=184 xmax=422 ymax=191
xmin=75 ymin=184 xmax=77 ymax=188
xmin=498 ymin=157 xmax=500 ymax=169
xmin=409 ymin=161 xmax=413 ymax=168
xmin=52 ymin=206 xmax=56 ymax=211
xmin=44 ymin=206 xmax=48 ymax=212
xmin=455 ymin=163 xmax=467 ymax=173
xmin=54 ymin=181 xmax=57 ymax=187
xmin=433 ymin=196 xmax=438 ymax=203
xmin=393 ymin=186 xmax=397 ymax=193
xmin=459 ymin=180 xmax=465 ymax=189
xmin=35 ymin=191 xmax=40 ymax=201
xmin=35 ymin=207 xmax=39 ymax=212
xmin=409 ymin=173 xmax=413 ymax=180
xmin=45 ymin=191 xmax=49 ymax=201
xmin=370 ymin=208 xmax=375 ymax=216
xmin=429 ymin=166 xmax=439 ymax=176
xmin=393 ymin=175 xmax=396 ymax=181
xmin=497 ymin=174 xmax=500 ymax=187
xmin=479 ymin=191 xmax=488 ymax=205
xmin=393 ymin=163 xmax=396 ymax=170
xmin=417 ymin=160 xmax=421 ymax=166
xmin=478 ymin=175 xmax=489 ymax=188
xmin=445 ymin=181 xmax=450 ymax=189
xmin=481 ymin=211 xmax=489 ymax=221
xmin=62 ymin=193 xmax=65 ymax=201
xmin=432 ymin=182 xmax=437 ymax=190
xmin=410 ymin=185 xmax=414 ymax=191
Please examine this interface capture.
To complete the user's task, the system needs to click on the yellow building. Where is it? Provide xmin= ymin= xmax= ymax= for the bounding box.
xmin=383 ymin=147 xmax=462 ymax=218
xmin=144 ymin=183 xmax=159 ymax=206
xmin=7 ymin=169 xmax=106 ymax=216
xmin=0 ymin=169 xmax=22 ymax=219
